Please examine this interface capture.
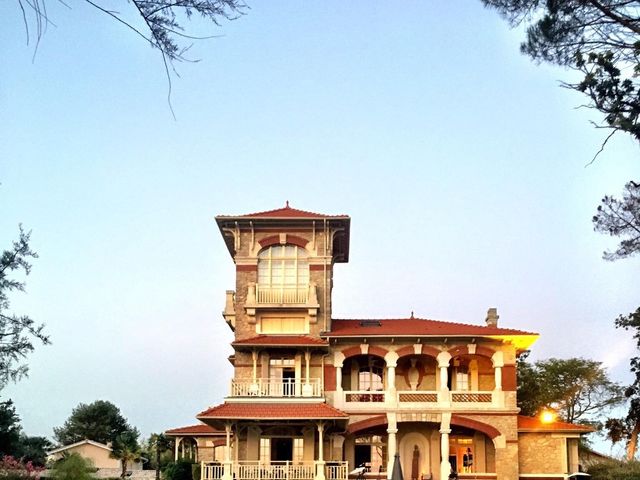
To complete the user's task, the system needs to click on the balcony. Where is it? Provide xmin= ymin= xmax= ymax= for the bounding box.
xmin=245 ymin=283 xmax=320 ymax=317
xmin=230 ymin=378 xmax=323 ymax=398
xmin=335 ymin=389 xmax=508 ymax=411
xmin=201 ymin=461 xmax=348 ymax=480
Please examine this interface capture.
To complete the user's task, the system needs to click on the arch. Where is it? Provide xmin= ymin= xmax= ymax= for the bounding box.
xmin=258 ymin=235 xmax=309 ymax=249
xmin=340 ymin=345 xmax=389 ymax=360
xmin=347 ymin=415 xmax=387 ymax=434
xmin=396 ymin=345 xmax=441 ymax=359
xmin=447 ymin=345 xmax=495 ymax=359
xmin=450 ymin=415 xmax=501 ymax=440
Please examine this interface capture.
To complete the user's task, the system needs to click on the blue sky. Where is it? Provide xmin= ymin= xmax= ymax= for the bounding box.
xmin=1 ymin=1 xmax=638 ymax=454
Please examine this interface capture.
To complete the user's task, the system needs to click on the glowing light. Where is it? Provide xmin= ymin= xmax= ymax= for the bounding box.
xmin=540 ymin=410 xmax=556 ymax=424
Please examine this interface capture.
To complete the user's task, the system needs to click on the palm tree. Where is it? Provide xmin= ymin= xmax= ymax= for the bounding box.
xmin=110 ymin=430 xmax=141 ymax=478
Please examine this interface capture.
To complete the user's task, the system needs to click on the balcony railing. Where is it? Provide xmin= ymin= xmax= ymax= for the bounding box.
xmin=256 ymin=285 xmax=308 ymax=304
xmin=201 ymin=461 xmax=348 ymax=480
xmin=230 ymin=378 xmax=323 ymax=398
xmin=338 ymin=390 xmax=506 ymax=410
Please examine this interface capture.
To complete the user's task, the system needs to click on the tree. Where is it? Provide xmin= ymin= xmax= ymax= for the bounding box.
xmin=0 ymin=226 xmax=49 ymax=389
xmin=0 ymin=399 xmax=22 ymax=457
xmin=53 ymin=400 xmax=133 ymax=446
xmin=16 ymin=0 xmax=246 ymax=101
xmin=16 ymin=434 xmax=53 ymax=467
xmin=517 ymin=355 xmax=624 ymax=425
xmin=481 ymin=0 xmax=640 ymax=152
xmin=593 ymin=181 xmax=640 ymax=459
xmin=593 ymin=181 xmax=640 ymax=261
xmin=110 ymin=429 xmax=142 ymax=478
xmin=141 ymin=433 xmax=174 ymax=477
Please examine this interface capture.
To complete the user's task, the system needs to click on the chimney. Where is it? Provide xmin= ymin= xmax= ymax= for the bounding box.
xmin=485 ymin=307 xmax=499 ymax=327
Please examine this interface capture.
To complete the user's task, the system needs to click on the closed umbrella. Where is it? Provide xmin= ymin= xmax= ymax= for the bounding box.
xmin=391 ymin=453 xmax=403 ymax=480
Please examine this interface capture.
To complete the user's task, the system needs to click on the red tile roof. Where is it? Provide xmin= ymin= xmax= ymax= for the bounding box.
xmin=197 ymin=402 xmax=348 ymax=420
xmin=517 ymin=415 xmax=594 ymax=433
xmin=328 ymin=318 xmax=538 ymax=337
xmin=232 ymin=335 xmax=329 ymax=347
xmin=218 ymin=203 xmax=349 ymax=219
xmin=165 ymin=424 xmax=223 ymax=435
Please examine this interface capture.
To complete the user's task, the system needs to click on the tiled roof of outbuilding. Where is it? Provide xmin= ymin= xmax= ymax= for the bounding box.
xmin=197 ymin=402 xmax=348 ymax=420
xmin=517 ymin=415 xmax=594 ymax=433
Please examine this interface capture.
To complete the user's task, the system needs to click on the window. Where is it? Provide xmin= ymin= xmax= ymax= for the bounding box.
xmin=358 ymin=358 xmax=384 ymax=391
xmin=260 ymin=438 xmax=270 ymax=464
xmin=270 ymin=358 xmax=296 ymax=396
xmin=449 ymin=437 xmax=474 ymax=473
xmin=260 ymin=316 xmax=308 ymax=334
xmin=293 ymin=438 xmax=304 ymax=463
xmin=258 ymin=245 xmax=309 ymax=288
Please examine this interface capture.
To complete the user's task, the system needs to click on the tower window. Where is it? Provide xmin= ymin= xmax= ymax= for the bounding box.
xmin=258 ymin=245 xmax=309 ymax=288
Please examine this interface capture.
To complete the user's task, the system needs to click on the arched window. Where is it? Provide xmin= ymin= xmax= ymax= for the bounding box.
xmin=258 ymin=245 xmax=309 ymax=289
xmin=358 ymin=357 xmax=384 ymax=392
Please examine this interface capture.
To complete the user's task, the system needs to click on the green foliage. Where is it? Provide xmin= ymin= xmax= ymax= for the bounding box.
xmin=593 ymin=182 xmax=640 ymax=459
xmin=587 ymin=460 xmax=640 ymax=480
xmin=111 ymin=429 xmax=142 ymax=478
xmin=0 ymin=401 xmax=21 ymax=457
xmin=593 ymin=181 xmax=640 ymax=261
xmin=50 ymin=453 xmax=95 ymax=480
xmin=163 ymin=460 xmax=194 ymax=480
xmin=517 ymin=354 xmax=623 ymax=425
xmin=142 ymin=433 xmax=174 ymax=471
xmin=191 ymin=464 xmax=200 ymax=480
xmin=482 ymin=0 xmax=640 ymax=146
xmin=0 ymin=226 xmax=49 ymax=389
xmin=54 ymin=400 xmax=133 ymax=446
xmin=0 ymin=400 xmax=51 ymax=466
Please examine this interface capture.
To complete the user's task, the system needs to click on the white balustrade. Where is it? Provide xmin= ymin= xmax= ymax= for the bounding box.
xmin=230 ymin=378 xmax=322 ymax=397
xmin=255 ymin=285 xmax=309 ymax=304
xmin=201 ymin=461 xmax=348 ymax=480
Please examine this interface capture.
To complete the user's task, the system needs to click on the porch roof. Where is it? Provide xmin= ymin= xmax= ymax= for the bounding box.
xmin=232 ymin=335 xmax=329 ymax=348
xmin=197 ymin=402 xmax=349 ymax=420
xmin=517 ymin=415 xmax=595 ymax=433
xmin=165 ymin=423 xmax=224 ymax=436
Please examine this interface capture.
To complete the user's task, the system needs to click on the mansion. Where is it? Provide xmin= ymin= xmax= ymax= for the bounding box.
xmin=165 ymin=205 xmax=591 ymax=480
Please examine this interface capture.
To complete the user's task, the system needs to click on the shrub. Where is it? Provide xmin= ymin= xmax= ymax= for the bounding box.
xmin=163 ymin=460 xmax=194 ymax=480
xmin=50 ymin=453 xmax=94 ymax=480
xmin=587 ymin=460 xmax=640 ymax=480
xmin=0 ymin=455 xmax=44 ymax=480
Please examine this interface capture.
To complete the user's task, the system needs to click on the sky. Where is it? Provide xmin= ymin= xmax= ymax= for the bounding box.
xmin=0 ymin=0 xmax=639 ymax=455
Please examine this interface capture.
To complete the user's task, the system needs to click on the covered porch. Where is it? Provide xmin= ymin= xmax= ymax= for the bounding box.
xmin=197 ymin=402 xmax=349 ymax=480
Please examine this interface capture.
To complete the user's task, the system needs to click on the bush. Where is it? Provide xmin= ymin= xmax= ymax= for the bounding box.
xmin=163 ymin=460 xmax=194 ymax=480
xmin=50 ymin=453 xmax=94 ymax=480
xmin=587 ymin=460 xmax=640 ymax=480
xmin=0 ymin=455 xmax=44 ymax=480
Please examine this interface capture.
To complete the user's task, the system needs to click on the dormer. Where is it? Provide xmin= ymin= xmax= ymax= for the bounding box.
xmin=216 ymin=203 xmax=350 ymax=339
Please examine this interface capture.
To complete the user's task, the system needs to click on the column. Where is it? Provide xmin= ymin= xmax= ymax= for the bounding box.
xmin=303 ymin=350 xmax=313 ymax=396
xmin=437 ymin=352 xmax=451 ymax=405
xmin=440 ymin=413 xmax=452 ymax=480
xmin=494 ymin=366 xmax=502 ymax=390
xmin=440 ymin=429 xmax=451 ymax=480
xmin=315 ymin=422 xmax=326 ymax=480
xmin=174 ymin=438 xmax=180 ymax=461
xmin=222 ymin=423 xmax=233 ymax=480
xmin=492 ymin=351 xmax=504 ymax=408
xmin=386 ymin=413 xmax=398 ymax=480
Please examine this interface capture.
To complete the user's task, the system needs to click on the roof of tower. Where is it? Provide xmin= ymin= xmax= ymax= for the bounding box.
xmin=217 ymin=202 xmax=349 ymax=220
xmin=215 ymin=203 xmax=351 ymax=261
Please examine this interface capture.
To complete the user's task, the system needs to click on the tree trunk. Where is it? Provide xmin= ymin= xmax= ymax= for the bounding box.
xmin=121 ymin=459 xmax=128 ymax=479
xmin=626 ymin=420 xmax=640 ymax=461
